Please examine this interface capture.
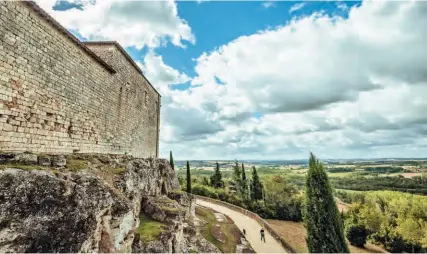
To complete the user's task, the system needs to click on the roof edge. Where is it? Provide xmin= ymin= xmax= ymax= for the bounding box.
xmin=84 ymin=41 xmax=161 ymax=97
xmin=23 ymin=1 xmax=117 ymax=74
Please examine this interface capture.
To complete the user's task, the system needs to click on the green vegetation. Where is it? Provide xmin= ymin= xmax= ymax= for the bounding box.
xmin=251 ymin=166 xmax=263 ymax=201
xmin=210 ymin=162 xmax=223 ymax=188
xmin=342 ymin=191 xmax=427 ymax=252
xmin=66 ymin=159 xmax=86 ymax=171
xmin=186 ymin=160 xmax=191 ymax=193
xmin=137 ymin=214 xmax=166 ymax=242
xmin=106 ymin=167 xmax=125 ymax=175
xmin=331 ymin=175 xmax=427 ymax=195
xmin=170 ymin=151 xmax=175 ymax=170
xmin=304 ymin=153 xmax=349 ymax=253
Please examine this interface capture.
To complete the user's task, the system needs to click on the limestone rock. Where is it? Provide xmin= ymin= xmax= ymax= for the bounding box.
xmin=51 ymin=155 xmax=66 ymax=167
xmin=0 ymin=156 xmax=217 ymax=253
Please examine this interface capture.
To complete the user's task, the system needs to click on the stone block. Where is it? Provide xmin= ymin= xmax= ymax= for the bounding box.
xmin=51 ymin=154 xmax=66 ymax=167
xmin=37 ymin=155 xmax=51 ymax=166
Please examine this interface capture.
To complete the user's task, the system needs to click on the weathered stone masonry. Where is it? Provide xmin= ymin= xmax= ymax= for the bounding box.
xmin=0 ymin=1 xmax=160 ymax=157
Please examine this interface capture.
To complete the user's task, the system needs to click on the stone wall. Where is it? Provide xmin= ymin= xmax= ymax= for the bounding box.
xmin=0 ymin=2 xmax=160 ymax=158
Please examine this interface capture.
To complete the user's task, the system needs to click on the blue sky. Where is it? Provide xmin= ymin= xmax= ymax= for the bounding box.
xmin=43 ymin=0 xmax=427 ymax=160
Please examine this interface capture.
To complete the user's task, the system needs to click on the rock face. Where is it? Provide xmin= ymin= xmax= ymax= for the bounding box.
xmin=0 ymin=156 xmax=219 ymax=253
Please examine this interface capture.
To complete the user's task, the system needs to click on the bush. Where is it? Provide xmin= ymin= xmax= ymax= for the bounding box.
xmin=192 ymin=184 xmax=218 ymax=199
xmin=345 ymin=223 xmax=367 ymax=247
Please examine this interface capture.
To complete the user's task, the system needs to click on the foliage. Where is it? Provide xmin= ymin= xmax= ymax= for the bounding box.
xmin=327 ymin=167 xmax=354 ymax=173
xmin=251 ymin=166 xmax=263 ymax=201
xmin=241 ymin=163 xmax=248 ymax=199
xmin=331 ymin=175 xmax=427 ymax=195
xmin=210 ymin=162 xmax=224 ymax=188
xmin=192 ymin=184 xmax=219 ymax=199
xmin=364 ymin=166 xmax=404 ymax=173
xmin=345 ymin=223 xmax=368 ymax=247
xmin=169 ymin=151 xmax=174 ymax=170
xmin=304 ymin=153 xmax=349 ymax=253
xmin=186 ymin=161 xmax=191 ymax=194
xmin=342 ymin=190 xmax=427 ymax=252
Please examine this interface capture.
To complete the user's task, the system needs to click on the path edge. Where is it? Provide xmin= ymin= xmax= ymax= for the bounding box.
xmin=192 ymin=194 xmax=296 ymax=253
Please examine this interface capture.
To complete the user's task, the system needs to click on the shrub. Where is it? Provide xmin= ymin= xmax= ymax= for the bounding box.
xmin=345 ymin=223 xmax=368 ymax=247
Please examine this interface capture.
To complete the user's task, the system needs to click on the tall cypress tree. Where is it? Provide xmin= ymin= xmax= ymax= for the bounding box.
xmin=232 ymin=160 xmax=242 ymax=194
xmin=241 ymin=163 xmax=248 ymax=199
xmin=210 ymin=162 xmax=223 ymax=188
xmin=169 ymin=151 xmax=175 ymax=170
xmin=251 ymin=166 xmax=263 ymax=201
xmin=304 ymin=153 xmax=349 ymax=253
xmin=186 ymin=160 xmax=191 ymax=193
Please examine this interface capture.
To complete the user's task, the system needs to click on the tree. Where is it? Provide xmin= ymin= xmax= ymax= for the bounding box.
xmin=345 ymin=223 xmax=368 ymax=247
xmin=251 ymin=166 xmax=263 ymax=201
xmin=241 ymin=163 xmax=248 ymax=199
xmin=186 ymin=161 xmax=191 ymax=193
xmin=304 ymin=153 xmax=349 ymax=253
xmin=169 ymin=151 xmax=175 ymax=170
xmin=210 ymin=162 xmax=223 ymax=188
xmin=232 ymin=160 xmax=242 ymax=194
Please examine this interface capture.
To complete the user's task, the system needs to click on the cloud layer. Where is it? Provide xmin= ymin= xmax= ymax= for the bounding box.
xmin=155 ymin=0 xmax=427 ymax=159
xmin=37 ymin=0 xmax=427 ymax=160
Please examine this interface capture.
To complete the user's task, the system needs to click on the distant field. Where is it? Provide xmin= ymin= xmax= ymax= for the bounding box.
xmin=266 ymin=219 xmax=386 ymax=253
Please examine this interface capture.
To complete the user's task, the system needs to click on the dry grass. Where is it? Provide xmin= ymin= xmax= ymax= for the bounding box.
xmin=266 ymin=219 xmax=386 ymax=253
xmin=196 ymin=206 xmax=253 ymax=253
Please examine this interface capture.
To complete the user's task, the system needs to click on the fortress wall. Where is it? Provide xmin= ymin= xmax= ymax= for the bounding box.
xmin=0 ymin=1 xmax=160 ymax=158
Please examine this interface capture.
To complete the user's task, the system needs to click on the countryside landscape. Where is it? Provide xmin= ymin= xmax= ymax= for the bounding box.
xmin=175 ymin=156 xmax=427 ymax=252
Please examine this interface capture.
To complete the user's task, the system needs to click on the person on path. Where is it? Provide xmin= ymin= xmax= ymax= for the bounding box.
xmin=260 ymin=228 xmax=265 ymax=243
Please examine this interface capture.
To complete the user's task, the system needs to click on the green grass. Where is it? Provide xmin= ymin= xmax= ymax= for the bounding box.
xmin=106 ymin=166 xmax=125 ymax=175
xmin=137 ymin=214 xmax=166 ymax=242
xmin=66 ymin=159 xmax=86 ymax=171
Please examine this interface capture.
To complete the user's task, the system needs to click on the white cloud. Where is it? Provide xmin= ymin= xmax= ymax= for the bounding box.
xmin=262 ymin=1 xmax=275 ymax=9
xmin=289 ymin=2 xmax=306 ymax=14
xmin=159 ymin=0 xmax=427 ymax=159
xmin=35 ymin=0 xmax=195 ymax=49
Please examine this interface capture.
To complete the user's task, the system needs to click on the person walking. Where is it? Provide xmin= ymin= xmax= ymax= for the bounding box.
xmin=260 ymin=228 xmax=265 ymax=243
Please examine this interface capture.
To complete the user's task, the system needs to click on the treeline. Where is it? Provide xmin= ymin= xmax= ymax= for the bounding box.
xmin=364 ymin=166 xmax=404 ymax=173
xmin=181 ymin=161 xmax=303 ymax=222
xmin=327 ymin=167 xmax=354 ymax=173
xmin=339 ymin=190 xmax=427 ymax=252
xmin=331 ymin=175 xmax=427 ymax=195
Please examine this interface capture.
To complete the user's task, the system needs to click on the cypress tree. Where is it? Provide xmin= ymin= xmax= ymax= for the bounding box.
xmin=304 ymin=153 xmax=349 ymax=253
xmin=251 ymin=166 xmax=263 ymax=201
xmin=232 ymin=160 xmax=242 ymax=194
xmin=186 ymin=161 xmax=191 ymax=193
xmin=210 ymin=162 xmax=223 ymax=188
xmin=241 ymin=163 xmax=248 ymax=199
xmin=169 ymin=151 xmax=174 ymax=170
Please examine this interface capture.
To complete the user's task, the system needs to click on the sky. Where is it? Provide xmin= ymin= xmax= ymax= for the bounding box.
xmin=36 ymin=0 xmax=427 ymax=160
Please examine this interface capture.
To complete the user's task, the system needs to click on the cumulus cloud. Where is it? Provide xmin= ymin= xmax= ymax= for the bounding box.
xmin=35 ymin=0 xmax=195 ymax=49
xmin=170 ymin=0 xmax=427 ymax=159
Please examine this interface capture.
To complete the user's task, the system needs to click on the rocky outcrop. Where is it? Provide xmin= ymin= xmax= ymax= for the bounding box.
xmin=0 ymin=154 xmax=219 ymax=253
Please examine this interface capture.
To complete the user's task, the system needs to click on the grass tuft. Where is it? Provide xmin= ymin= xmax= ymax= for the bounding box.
xmin=137 ymin=214 xmax=166 ymax=242
xmin=66 ymin=159 xmax=86 ymax=171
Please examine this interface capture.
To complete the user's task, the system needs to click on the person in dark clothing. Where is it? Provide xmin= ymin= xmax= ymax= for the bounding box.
xmin=260 ymin=228 xmax=265 ymax=242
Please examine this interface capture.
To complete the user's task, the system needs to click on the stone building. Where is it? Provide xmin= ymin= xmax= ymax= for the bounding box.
xmin=0 ymin=1 xmax=161 ymax=158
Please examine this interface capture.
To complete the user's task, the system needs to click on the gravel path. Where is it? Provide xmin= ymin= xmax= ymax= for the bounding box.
xmin=196 ymin=198 xmax=287 ymax=253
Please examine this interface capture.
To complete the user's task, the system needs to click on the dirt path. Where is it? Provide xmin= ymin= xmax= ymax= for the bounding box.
xmin=196 ymin=199 xmax=287 ymax=253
